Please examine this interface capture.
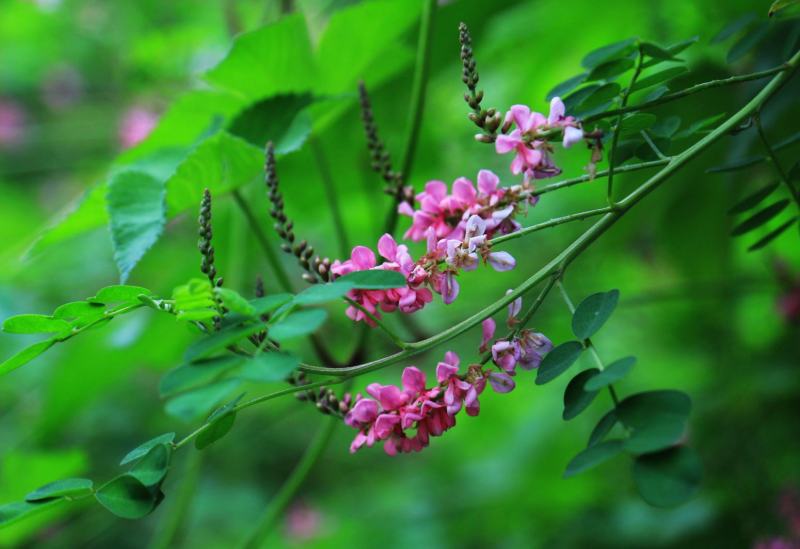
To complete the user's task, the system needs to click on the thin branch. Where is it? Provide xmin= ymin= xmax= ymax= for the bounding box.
xmin=584 ymin=64 xmax=789 ymax=125
xmin=755 ymin=113 xmax=800 ymax=208
xmin=231 ymin=189 xmax=294 ymax=292
xmin=640 ymin=130 xmax=668 ymax=160
xmin=490 ymin=207 xmax=614 ymax=247
xmin=344 ymin=297 xmax=408 ymax=349
xmin=531 ymin=159 xmax=669 ymax=197
xmin=386 ymin=0 xmax=437 ymax=235
xmin=608 ymin=44 xmax=645 ymax=206
xmin=241 ymin=416 xmax=338 ymax=549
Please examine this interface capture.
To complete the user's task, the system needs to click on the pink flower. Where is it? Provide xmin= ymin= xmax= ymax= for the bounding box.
xmin=491 ymin=340 xmax=520 ymax=372
xmin=444 ymin=215 xmax=516 ymax=274
xmin=480 ymin=318 xmax=496 ymax=353
xmin=488 ymin=371 xmax=516 ymax=393
xmin=0 ymin=99 xmax=26 ymax=148
xmin=517 ymin=330 xmax=553 ymax=370
xmin=495 ymin=98 xmax=583 ymax=179
xmin=119 ymin=106 xmax=158 ymax=149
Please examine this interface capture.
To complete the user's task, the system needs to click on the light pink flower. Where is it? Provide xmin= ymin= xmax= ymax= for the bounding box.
xmin=119 ymin=106 xmax=158 ymax=149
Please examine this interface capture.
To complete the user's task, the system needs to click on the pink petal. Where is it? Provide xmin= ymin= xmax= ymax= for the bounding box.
xmin=401 ymin=366 xmax=427 ymax=395
xmin=452 ymin=177 xmax=477 ymax=205
xmin=563 ymin=126 xmax=584 ymax=148
xmin=488 ymin=371 xmax=516 ymax=393
xmin=507 ymin=105 xmax=532 ymax=130
xmin=436 ymin=362 xmax=459 ymax=383
xmin=377 ymin=233 xmax=398 ymax=261
xmin=442 ymin=271 xmax=459 ymax=304
xmin=477 ymin=169 xmax=499 ymax=195
xmin=548 ymin=97 xmax=565 ymax=125
xmin=374 ymin=414 xmax=401 ymax=439
xmin=397 ymin=202 xmax=415 ymax=216
xmin=495 ymin=132 xmax=522 ymax=154
xmin=345 ymin=398 xmax=379 ymax=426
xmin=487 ymin=251 xmax=516 ymax=271
xmin=424 ymin=180 xmax=447 ymax=200
xmin=351 ymin=246 xmax=376 ymax=269
xmin=465 ymin=214 xmax=486 ymax=240
xmin=480 ymin=318 xmax=496 ymax=352
xmin=444 ymin=351 xmax=460 ymax=367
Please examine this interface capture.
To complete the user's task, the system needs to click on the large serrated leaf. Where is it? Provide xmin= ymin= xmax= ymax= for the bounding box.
xmin=106 ymin=171 xmax=166 ymax=283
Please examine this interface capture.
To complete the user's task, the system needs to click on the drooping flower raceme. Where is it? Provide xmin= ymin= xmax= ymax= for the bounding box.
xmin=343 ymin=300 xmax=553 ymax=455
xmin=495 ymin=97 xmax=584 ymax=181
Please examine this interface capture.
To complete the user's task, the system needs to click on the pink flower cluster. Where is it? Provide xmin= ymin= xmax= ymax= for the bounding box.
xmin=398 ymin=169 xmax=535 ymax=243
xmin=480 ymin=292 xmax=553 ymax=379
xmin=330 ymin=234 xmax=433 ymax=325
xmin=495 ymin=97 xmax=584 ymax=181
xmin=332 ymin=220 xmax=518 ymax=323
xmin=345 ymin=351 xmax=489 ymax=455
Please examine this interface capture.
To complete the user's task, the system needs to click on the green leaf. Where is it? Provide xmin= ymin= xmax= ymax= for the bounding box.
xmin=770 ymin=0 xmax=800 ymax=16
xmin=0 ymin=499 xmax=66 ymax=528
xmin=2 ymin=315 xmax=70 ymax=335
xmin=314 ymin=0 xmax=422 ymax=94
xmin=334 ymin=270 xmax=407 ymax=290
xmin=216 ymin=288 xmax=256 ymax=317
xmin=294 ymin=283 xmax=352 ymax=306
xmin=52 ymin=301 xmax=106 ymax=326
xmin=25 ymin=478 xmax=94 ymax=502
xmin=748 ymin=218 xmax=798 ymax=251
xmin=728 ymin=23 xmax=769 ymax=64
xmin=731 ymin=200 xmax=790 ymax=236
xmin=91 ymin=285 xmax=152 ymax=304
xmin=173 ymin=278 xmax=217 ymax=321
xmin=617 ymin=113 xmax=657 ymax=137
xmin=563 ymin=368 xmax=601 ymax=420
xmin=227 ymin=94 xmax=313 ymax=154
xmin=573 ymin=83 xmax=622 ymax=117
xmin=184 ymin=323 xmax=267 ymax=362
xmin=269 ymin=309 xmax=328 ymax=342
xmin=205 ymin=14 xmax=314 ymax=101
xmin=95 ymin=475 xmax=163 ymax=519
xmin=0 ymin=338 xmax=57 ymax=376
xmin=120 ymin=433 xmax=176 ymax=466
xmin=633 ymin=446 xmax=702 ymax=507
xmin=563 ymin=84 xmax=602 ymax=112
xmin=160 ymin=355 xmax=245 ymax=397
xmin=129 ymin=444 xmax=171 ymax=487
xmin=584 ymin=356 xmax=636 ymax=391
xmin=195 ymin=395 xmax=244 ymax=451
xmin=572 ymin=289 xmax=620 ymax=340
xmin=708 ymin=131 xmax=800 ymax=173
xmin=587 ymin=57 xmax=635 ymax=81
xmin=250 ymin=294 xmax=294 ymax=316
xmin=674 ymin=113 xmax=727 ymax=139
xmin=617 ymin=390 xmax=691 ymax=454
xmin=712 ymin=13 xmax=757 ymax=43
xmin=564 ymin=440 xmax=624 ymax=477
xmin=728 ymin=182 xmax=780 ymax=214
xmin=535 ymin=341 xmax=584 ymax=385
xmin=106 ymin=171 xmax=166 ymax=283
xmin=650 ymin=116 xmax=682 ymax=138
xmin=581 ymin=38 xmax=637 ymax=69
xmin=640 ymin=41 xmax=678 ymax=60
xmin=195 ymin=412 xmax=237 ymax=451
xmin=588 ymin=409 xmax=618 ymax=447
xmin=164 ymin=378 xmax=242 ymax=422
xmin=239 ymin=352 xmax=300 ymax=383
xmin=165 ymin=132 xmax=262 ymax=218
xmin=546 ymin=73 xmax=588 ymax=101
xmin=631 ymin=66 xmax=688 ymax=93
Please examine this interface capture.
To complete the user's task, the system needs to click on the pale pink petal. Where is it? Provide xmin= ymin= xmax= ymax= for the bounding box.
xmin=442 ymin=271 xmax=459 ymax=304
xmin=548 ymin=97 xmax=565 ymax=125
xmin=488 ymin=251 xmax=516 ymax=271
xmin=477 ymin=169 xmax=499 ymax=195
xmin=495 ymin=132 xmax=522 ymax=154
xmin=424 ymin=180 xmax=447 ymax=200
xmin=480 ymin=318 xmax=496 ymax=352
xmin=507 ymin=105 xmax=532 ymax=130
xmin=397 ymin=202 xmax=415 ymax=216
xmin=452 ymin=177 xmax=477 ymax=205
xmin=563 ymin=126 xmax=584 ymax=148
xmin=465 ymin=214 xmax=486 ymax=240
xmin=489 ymin=372 xmax=516 ymax=393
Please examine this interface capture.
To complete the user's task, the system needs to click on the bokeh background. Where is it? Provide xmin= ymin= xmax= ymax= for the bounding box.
xmin=1 ymin=0 xmax=799 ymax=547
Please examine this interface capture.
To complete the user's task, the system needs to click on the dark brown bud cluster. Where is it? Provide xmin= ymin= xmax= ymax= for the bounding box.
xmin=357 ymin=82 xmax=412 ymax=205
xmin=198 ymin=189 xmax=222 ymax=287
xmin=459 ymin=22 xmax=502 ymax=139
xmin=264 ymin=142 xmax=332 ymax=284
xmin=289 ymin=371 xmax=350 ymax=417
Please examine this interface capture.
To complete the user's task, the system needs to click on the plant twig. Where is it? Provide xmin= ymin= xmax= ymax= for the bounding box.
xmin=755 ymin=112 xmax=800 ymax=208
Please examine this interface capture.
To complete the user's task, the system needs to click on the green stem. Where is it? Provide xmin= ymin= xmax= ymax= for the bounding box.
xmin=385 ymin=0 xmax=437 ymax=235
xmin=640 ymin=130 xmax=668 ymax=160
xmin=231 ymin=189 xmax=294 ymax=293
xmin=490 ymin=207 xmax=614 ymax=247
xmin=607 ymin=44 xmax=644 ymax=205
xmin=555 ymin=280 xmax=619 ymax=406
xmin=310 ymin=136 xmax=350 ymax=257
xmin=241 ymin=416 xmax=338 ymax=549
xmin=584 ymin=64 xmax=789 ymax=125
xmin=297 ymin=47 xmax=800 ymax=379
xmin=531 ymin=159 xmax=669 ymax=197
xmin=755 ymin=113 xmax=800 ymax=208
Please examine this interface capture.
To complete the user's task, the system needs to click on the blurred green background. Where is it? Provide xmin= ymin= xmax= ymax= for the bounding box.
xmin=1 ymin=0 xmax=799 ymax=547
